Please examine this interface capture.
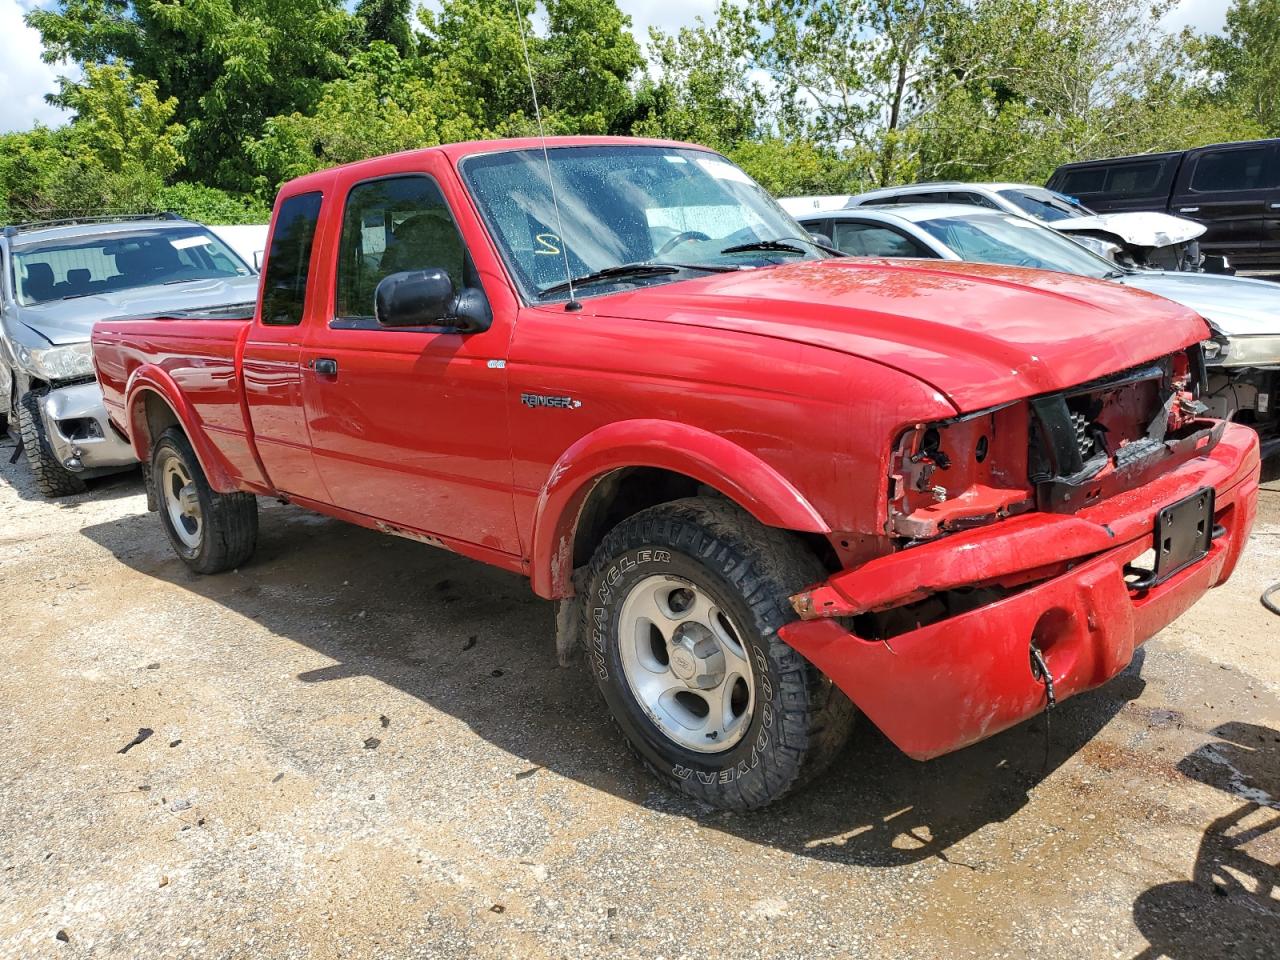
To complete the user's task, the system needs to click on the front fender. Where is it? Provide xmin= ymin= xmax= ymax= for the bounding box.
xmin=529 ymin=419 xmax=830 ymax=599
xmin=125 ymin=365 xmax=239 ymax=492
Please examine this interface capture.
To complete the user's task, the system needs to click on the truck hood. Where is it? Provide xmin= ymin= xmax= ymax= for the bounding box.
xmin=1051 ymin=211 xmax=1205 ymax=248
xmin=16 ymin=275 xmax=260 ymax=345
xmin=1116 ymin=271 xmax=1279 ymax=338
xmin=588 ymin=259 xmax=1208 ymax=412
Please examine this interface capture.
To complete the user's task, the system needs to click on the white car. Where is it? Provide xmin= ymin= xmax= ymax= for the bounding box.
xmin=791 ymin=202 xmax=1278 ymax=458
xmin=782 ymin=183 xmax=1209 ymax=272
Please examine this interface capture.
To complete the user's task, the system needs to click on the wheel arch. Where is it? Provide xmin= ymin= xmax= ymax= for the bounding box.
xmin=125 ymin=368 xmax=237 ymax=492
xmin=530 ymin=419 xmax=831 ymax=599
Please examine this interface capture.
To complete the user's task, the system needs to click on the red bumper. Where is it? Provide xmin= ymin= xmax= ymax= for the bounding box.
xmin=779 ymin=423 xmax=1261 ymax=761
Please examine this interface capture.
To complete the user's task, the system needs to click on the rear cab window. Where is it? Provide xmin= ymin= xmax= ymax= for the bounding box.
xmin=261 ymin=192 xmax=323 ymax=326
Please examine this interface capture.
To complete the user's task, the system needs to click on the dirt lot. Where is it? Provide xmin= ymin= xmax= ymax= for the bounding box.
xmin=0 ymin=441 xmax=1276 ymax=960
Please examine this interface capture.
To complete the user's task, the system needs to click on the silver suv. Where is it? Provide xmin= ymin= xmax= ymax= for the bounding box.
xmin=1 ymin=215 xmax=260 ymax=496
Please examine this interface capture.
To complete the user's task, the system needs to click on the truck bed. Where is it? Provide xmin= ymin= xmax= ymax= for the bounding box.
xmin=92 ymin=306 xmax=266 ymax=490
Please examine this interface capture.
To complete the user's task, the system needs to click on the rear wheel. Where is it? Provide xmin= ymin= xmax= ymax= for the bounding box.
xmin=582 ymin=497 xmax=854 ymax=810
xmin=17 ymin=390 xmax=86 ymax=497
xmin=152 ymin=427 xmax=258 ymax=573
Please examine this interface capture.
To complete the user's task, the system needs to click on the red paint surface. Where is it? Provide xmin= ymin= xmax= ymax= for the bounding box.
xmin=780 ymin=423 xmax=1260 ymax=760
xmin=90 ymin=136 xmax=1262 ymax=762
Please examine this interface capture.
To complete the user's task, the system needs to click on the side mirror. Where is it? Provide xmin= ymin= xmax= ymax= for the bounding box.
xmin=809 ymin=231 xmax=835 ymax=248
xmin=374 ymin=269 xmax=492 ymax=333
xmin=252 ymin=250 xmax=263 ymax=271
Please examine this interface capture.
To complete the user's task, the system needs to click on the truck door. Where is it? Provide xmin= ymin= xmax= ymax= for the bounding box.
xmin=299 ymin=165 xmax=520 ymax=557
xmin=242 ymin=189 xmax=333 ymax=503
xmin=1170 ymin=141 xmax=1280 ymax=264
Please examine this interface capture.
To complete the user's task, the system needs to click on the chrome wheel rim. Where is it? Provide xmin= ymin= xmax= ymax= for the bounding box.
xmin=617 ymin=575 xmax=755 ymax=753
xmin=162 ymin=458 xmax=202 ymax=549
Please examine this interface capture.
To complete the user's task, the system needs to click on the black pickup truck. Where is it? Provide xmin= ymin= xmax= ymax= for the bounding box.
xmin=1047 ymin=139 xmax=1280 ymax=271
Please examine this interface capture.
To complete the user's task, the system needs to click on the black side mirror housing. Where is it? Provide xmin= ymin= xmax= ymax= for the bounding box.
xmin=809 ymin=231 xmax=835 ymax=248
xmin=374 ymin=269 xmax=492 ymax=333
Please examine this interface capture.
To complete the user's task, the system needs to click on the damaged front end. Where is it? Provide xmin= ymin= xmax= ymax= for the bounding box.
xmin=782 ymin=346 xmax=1261 ymax=760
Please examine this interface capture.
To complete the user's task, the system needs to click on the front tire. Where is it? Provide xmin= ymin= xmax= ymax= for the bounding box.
xmin=152 ymin=427 xmax=258 ymax=573
xmin=582 ymin=497 xmax=854 ymax=810
xmin=17 ymin=390 xmax=87 ymax=497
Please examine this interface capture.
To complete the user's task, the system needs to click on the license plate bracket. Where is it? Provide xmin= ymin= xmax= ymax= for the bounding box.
xmin=1152 ymin=486 xmax=1215 ymax=584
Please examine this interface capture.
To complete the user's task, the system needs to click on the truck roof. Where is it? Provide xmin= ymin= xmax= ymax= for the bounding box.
xmin=282 ymin=135 xmax=710 ymax=193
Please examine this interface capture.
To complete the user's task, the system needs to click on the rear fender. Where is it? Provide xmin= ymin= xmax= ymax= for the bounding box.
xmin=530 ymin=419 xmax=830 ymax=599
xmin=125 ymin=366 xmax=239 ymax=493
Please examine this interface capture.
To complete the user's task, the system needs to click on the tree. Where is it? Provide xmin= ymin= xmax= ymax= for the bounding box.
xmin=247 ymin=43 xmax=483 ymax=187
xmin=356 ymin=0 xmax=415 ymax=57
xmin=28 ymin=0 xmax=359 ymax=190
xmin=1202 ymin=0 xmax=1280 ymax=135
xmin=634 ymin=6 xmax=765 ymax=149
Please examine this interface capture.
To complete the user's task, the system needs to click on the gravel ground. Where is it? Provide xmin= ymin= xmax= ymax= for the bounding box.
xmin=0 ymin=438 xmax=1277 ymax=960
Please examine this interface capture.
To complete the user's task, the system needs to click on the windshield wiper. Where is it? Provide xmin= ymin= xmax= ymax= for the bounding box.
xmin=537 ymin=261 xmax=737 ymax=300
xmin=720 ymin=236 xmax=848 ymax=257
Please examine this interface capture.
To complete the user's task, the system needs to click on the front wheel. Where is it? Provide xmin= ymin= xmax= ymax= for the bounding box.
xmin=17 ymin=390 xmax=86 ymax=497
xmin=582 ymin=497 xmax=854 ymax=810
xmin=152 ymin=427 xmax=258 ymax=573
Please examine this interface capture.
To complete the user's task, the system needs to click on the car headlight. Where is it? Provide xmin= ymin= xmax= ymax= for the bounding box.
xmin=1211 ymin=335 xmax=1280 ymax=368
xmin=13 ymin=341 xmax=95 ymax=381
xmin=1068 ymin=235 xmax=1122 ymax=262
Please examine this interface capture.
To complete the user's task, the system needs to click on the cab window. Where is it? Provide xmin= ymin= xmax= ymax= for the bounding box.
xmin=1190 ymin=147 xmax=1275 ymax=193
xmin=335 ymin=175 xmax=472 ymax=323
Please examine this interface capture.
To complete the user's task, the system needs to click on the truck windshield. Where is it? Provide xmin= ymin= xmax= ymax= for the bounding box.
xmin=460 ymin=145 xmax=823 ymax=301
xmin=998 ymin=188 xmax=1096 ymax=223
xmin=13 ymin=226 xmax=252 ymax=306
xmin=915 ymin=213 xmax=1118 ymax=279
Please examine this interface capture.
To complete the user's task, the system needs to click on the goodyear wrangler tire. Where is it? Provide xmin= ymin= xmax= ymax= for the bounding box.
xmin=17 ymin=390 xmax=87 ymax=497
xmin=582 ymin=497 xmax=854 ymax=810
xmin=152 ymin=427 xmax=258 ymax=574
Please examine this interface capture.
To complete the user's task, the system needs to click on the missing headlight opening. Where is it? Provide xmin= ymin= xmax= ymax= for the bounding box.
xmin=888 ymin=348 xmax=1216 ymax=539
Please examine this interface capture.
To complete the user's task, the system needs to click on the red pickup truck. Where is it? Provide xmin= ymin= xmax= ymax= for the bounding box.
xmin=92 ymin=137 xmax=1261 ymax=810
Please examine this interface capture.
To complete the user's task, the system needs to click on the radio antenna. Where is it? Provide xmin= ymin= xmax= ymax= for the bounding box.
xmin=511 ymin=0 xmax=580 ymax=311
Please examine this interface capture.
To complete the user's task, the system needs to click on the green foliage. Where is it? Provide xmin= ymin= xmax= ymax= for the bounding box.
xmin=1202 ymin=0 xmax=1280 ymax=135
xmin=28 ymin=0 xmax=359 ymax=190
xmin=247 ymin=43 xmax=483 ymax=187
xmin=356 ymin=0 xmax=416 ymax=56
xmin=154 ymin=182 xmax=271 ymax=224
xmin=7 ymin=0 xmax=1276 ymax=217
xmin=1 ymin=65 xmax=186 ymax=221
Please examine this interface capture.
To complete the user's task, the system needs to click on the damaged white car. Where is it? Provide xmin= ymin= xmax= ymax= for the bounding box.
xmin=787 ymin=182 xmax=1209 ymax=272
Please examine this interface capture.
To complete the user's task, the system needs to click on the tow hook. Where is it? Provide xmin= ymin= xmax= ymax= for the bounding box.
xmin=1029 ymin=643 xmax=1056 ymax=771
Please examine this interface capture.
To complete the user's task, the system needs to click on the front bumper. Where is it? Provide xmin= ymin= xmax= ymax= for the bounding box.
xmin=39 ymin=381 xmax=138 ymax=473
xmin=779 ymin=422 xmax=1261 ymax=761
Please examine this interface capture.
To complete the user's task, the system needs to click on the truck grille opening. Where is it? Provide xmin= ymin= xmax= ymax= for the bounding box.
xmin=1028 ymin=350 xmax=1216 ymax=512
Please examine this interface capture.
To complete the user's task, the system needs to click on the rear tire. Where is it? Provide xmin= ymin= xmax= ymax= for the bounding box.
xmin=581 ymin=496 xmax=854 ymax=810
xmin=152 ymin=427 xmax=258 ymax=573
xmin=17 ymin=390 xmax=87 ymax=497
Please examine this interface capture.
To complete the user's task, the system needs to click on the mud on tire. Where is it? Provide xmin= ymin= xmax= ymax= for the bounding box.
xmin=17 ymin=390 xmax=87 ymax=498
xmin=581 ymin=496 xmax=854 ymax=810
xmin=152 ymin=427 xmax=258 ymax=574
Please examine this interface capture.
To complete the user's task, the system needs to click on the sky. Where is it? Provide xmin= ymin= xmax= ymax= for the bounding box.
xmin=0 ymin=0 xmax=1233 ymax=135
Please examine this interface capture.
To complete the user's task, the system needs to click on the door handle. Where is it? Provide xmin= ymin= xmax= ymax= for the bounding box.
xmin=1178 ymin=207 xmax=1200 ymax=213
xmin=310 ymin=358 xmax=338 ymax=376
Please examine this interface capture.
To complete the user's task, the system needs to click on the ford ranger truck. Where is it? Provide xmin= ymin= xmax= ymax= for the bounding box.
xmin=90 ymin=137 xmax=1262 ymax=811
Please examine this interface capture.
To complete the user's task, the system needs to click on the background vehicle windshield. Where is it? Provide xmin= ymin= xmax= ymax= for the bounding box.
xmin=998 ymin=188 xmax=1095 ymax=223
xmin=13 ymin=226 xmax=252 ymax=306
xmin=916 ymin=214 xmax=1116 ymax=279
xmin=461 ymin=145 xmax=820 ymax=300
